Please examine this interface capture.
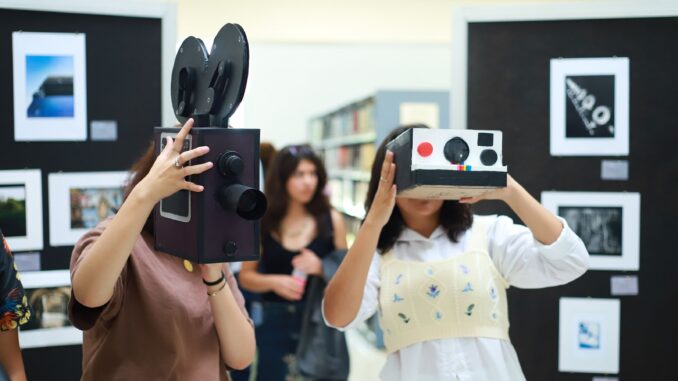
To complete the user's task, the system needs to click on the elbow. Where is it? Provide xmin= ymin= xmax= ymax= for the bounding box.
xmin=71 ymin=276 xmax=104 ymax=309
xmin=72 ymin=287 xmax=106 ymax=309
xmin=224 ymin=343 xmax=255 ymax=370
xmin=321 ymin=293 xmax=349 ymax=329
xmin=227 ymin=357 xmax=253 ymax=371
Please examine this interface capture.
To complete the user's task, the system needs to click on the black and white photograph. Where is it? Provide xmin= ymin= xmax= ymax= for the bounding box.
xmin=550 ymin=57 xmax=629 ymax=156
xmin=558 ymin=206 xmax=622 ymax=256
xmin=12 ymin=31 xmax=87 ymax=141
xmin=19 ymin=270 xmax=81 ymax=348
xmin=0 ymin=169 xmax=43 ymax=252
xmin=48 ymin=172 xmax=127 ymax=246
xmin=542 ymin=191 xmax=640 ymax=271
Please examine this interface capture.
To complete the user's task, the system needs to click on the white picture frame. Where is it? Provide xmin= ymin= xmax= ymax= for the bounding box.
xmin=550 ymin=57 xmax=630 ymax=156
xmin=2 ymin=0 xmax=177 ymax=126
xmin=559 ymin=297 xmax=621 ymax=374
xmin=48 ymin=172 xmax=127 ymax=246
xmin=19 ymin=270 xmax=81 ymax=348
xmin=0 ymin=169 xmax=43 ymax=252
xmin=541 ymin=191 xmax=640 ymax=271
xmin=12 ymin=32 xmax=88 ymax=141
xmin=450 ymin=1 xmax=677 ymax=132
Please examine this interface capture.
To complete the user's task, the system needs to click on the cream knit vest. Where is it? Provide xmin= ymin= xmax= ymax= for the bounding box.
xmin=378 ymin=216 xmax=510 ymax=353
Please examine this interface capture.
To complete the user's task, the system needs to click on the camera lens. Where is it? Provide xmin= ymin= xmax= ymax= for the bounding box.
xmin=217 ymin=184 xmax=267 ymax=220
xmin=443 ymin=137 xmax=470 ymax=164
xmin=238 ymin=190 xmax=258 ymax=213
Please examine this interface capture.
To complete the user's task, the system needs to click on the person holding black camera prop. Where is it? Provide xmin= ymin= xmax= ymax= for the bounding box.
xmin=69 ymin=23 xmax=258 ymax=381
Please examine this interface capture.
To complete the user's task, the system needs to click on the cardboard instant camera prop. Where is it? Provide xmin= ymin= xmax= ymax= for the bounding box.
xmin=387 ymin=128 xmax=507 ymax=199
xmin=153 ymin=24 xmax=267 ymax=263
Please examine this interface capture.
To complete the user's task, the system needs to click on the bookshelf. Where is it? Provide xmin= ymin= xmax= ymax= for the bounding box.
xmin=309 ymin=90 xmax=450 ymax=349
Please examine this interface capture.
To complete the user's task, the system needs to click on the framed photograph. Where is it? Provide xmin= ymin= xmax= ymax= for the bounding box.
xmin=559 ymin=297 xmax=620 ymax=374
xmin=0 ymin=170 xmax=43 ymax=252
xmin=48 ymin=172 xmax=127 ymax=246
xmin=550 ymin=57 xmax=629 ymax=156
xmin=541 ymin=191 xmax=640 ymax=271
xmin=12 ymin=31 xmax=87 ymax=141
xmin=19 ymin=270 xmax=81 ymax=348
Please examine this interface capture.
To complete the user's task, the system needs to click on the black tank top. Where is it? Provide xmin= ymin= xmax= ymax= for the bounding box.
xmin=259 ymin=213 xmax=335 ymax=302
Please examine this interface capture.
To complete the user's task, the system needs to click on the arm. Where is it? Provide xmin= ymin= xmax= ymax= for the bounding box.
xmin=0 ymin=329 xmax=26 ymax=381
xmin=323 ymin=151 xmax=396 ymax=328
xmin=72 ymin=119 xmax=213 ymax=308
xmin=0 ymin=234 xmax=28 ymax=381
xmin=461 ymin=176 xmax=589 ymax=287
xmin=461 ymin=175 xmax=562 ymax=244
xmin=239 ymin=261 xmax=303 ymax=301
xmin=200 ymin=265 xmax=255 ymax=370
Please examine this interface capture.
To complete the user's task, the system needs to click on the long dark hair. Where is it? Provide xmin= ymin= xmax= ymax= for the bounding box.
xmin=261 ymin=145 xmax=331 ymax=239
xmin=365 ymin=125 xmax=473 ymax=254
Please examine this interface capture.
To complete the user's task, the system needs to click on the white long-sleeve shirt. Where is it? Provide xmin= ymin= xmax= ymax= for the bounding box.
xmin=324 ymin=215 xmax=589 ymax=381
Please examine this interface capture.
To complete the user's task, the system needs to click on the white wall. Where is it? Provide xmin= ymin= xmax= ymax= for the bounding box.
xmin=241 ymin=42 xmax=450 ymax=146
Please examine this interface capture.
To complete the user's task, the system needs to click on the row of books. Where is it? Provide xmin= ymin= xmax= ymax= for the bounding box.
xmin=328 ymin=178 xmax=369 ymax=221
xmin=321 ymin=143 xmax=376 ymax=173
xmin=309 ymin=99 xmax=376 ymax=142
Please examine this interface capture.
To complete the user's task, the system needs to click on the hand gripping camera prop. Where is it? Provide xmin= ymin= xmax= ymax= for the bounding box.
xmin=387 ymin=128 xmax=508 ymax=199
xmin=153 ymin=24 xmax=266 ymax=263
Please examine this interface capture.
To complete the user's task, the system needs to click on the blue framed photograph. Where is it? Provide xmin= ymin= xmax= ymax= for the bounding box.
xmin=12 ymin=32 xmax=87 ymax=141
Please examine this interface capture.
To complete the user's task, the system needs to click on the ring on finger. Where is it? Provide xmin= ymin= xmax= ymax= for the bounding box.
xmin=380 ymin=177 xmax=388 ymax=182
xmin=174 ymin=155 xmax=183 ymax=168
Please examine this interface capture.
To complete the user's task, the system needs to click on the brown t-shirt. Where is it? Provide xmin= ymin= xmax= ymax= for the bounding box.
xmin=68 ymin=219 xmax=248 ymax=381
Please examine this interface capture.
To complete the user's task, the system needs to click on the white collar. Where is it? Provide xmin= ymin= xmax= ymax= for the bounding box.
xmin=398 ymin=225 xmax=447 ymax=242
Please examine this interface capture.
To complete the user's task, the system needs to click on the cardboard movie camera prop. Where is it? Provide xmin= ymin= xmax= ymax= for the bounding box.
xmin=153 ymin=24 xmax=266 ymax=263
xmin=387 ymin=128 xmax=507 ymax=199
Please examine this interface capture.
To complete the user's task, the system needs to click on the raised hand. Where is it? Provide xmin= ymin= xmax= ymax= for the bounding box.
xmin=364 ymin=151 xmax=397 ymax=228
xmin=136 ymin=118 xmax=214 ymax=203
xmin=271 ymin=275 xmax=304 ymax=301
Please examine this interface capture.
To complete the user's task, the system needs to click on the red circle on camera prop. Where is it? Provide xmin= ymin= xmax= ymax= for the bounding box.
xmin=417 ymin=142 xmax=433 ymax=157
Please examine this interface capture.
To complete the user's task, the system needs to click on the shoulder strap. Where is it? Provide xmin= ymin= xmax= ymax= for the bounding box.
xmin=380 ymin=249 xmax=396 ymax=266
xmin=467 ymin=215 xmax=492 ymax=252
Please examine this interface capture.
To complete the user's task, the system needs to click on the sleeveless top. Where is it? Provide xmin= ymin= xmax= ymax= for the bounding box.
xmin=378 ymin=216 xmax=510 ymax=353
xmin=259 ymin=213 xmax=335 ymax=302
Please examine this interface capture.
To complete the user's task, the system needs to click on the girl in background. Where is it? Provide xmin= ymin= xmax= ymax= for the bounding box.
xmin=323 ymin=125 xmax=589 ymax=381
xmin=240 ymin=145 xmax=349 ymax=380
